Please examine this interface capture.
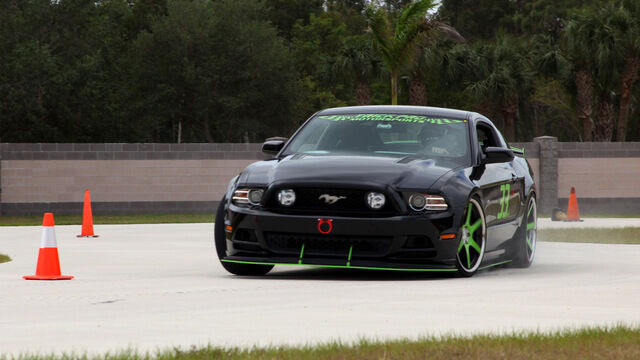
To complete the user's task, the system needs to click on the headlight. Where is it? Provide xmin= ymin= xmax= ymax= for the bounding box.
xmin=248 ymin=189 xmax=263 ymax=205
xmin=232 ymin=188 xmax=263 ymax=206
xmin=408 ymin=193 xmax=448 ymax=211
xmin=366 ymin=192 xmax=386 ymax=209
xmin=277 ymin=189 xmax=296 ymax=206
xmin=409 ymin=193 xmax=426 ymax=210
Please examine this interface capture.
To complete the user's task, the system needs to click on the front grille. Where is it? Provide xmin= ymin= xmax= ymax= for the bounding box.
xmin=265 ymin=187 xmax=396 ymax=216
xmin=264 ymin=232 xmax=393 ymax=257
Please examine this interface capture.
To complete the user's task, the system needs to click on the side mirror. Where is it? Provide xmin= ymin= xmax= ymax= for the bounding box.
xmin=483 ymin=147 xmax=514 ymax=164
xmin=262 ymin=140 xmax=285 ymax=156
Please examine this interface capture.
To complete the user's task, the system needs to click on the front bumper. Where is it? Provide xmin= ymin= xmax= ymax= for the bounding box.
xmin=222 ymin=204 xmax=461 ymax=271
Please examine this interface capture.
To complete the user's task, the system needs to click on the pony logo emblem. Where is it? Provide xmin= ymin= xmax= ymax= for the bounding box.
xmin=317 ymin=218 xmax=333 ymax=234
xmin=318 ymin=194 xmax=346 ymax=205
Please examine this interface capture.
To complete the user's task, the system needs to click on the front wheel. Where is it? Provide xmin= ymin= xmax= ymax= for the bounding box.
xmin=215 ymin=198 xmax=273 ymax=276
xmin=511 ymin=196 xmax=537 ymax=268
xmin=456 ymin=196 xmax=487 ymax=277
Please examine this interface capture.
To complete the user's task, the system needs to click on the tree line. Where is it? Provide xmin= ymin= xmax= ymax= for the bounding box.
xmin=1 ymin=0 xmax=639 ymax=143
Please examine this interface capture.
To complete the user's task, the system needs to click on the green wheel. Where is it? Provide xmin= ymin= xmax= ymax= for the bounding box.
xmin=456 ymin=197 xmax=486 ymax=277
xmin=511 ymin=196 xmax=537 ymax=268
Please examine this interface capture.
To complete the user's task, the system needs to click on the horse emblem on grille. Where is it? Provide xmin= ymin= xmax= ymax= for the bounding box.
xmin=318 ymin=194 xmax=346 ymax=205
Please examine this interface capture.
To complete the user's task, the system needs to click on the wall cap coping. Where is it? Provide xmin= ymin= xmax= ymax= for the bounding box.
xmin=533 ymin=136 xmax=558 ymax=142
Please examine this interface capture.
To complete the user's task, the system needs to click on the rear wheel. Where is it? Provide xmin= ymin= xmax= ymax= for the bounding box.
xmin=511 ymin=196 xmax=537 ymax=268
xmin=456 ymin=197 xmax=486 ymax=277
xmin=215 ymin=198 xmax=273 ymax=276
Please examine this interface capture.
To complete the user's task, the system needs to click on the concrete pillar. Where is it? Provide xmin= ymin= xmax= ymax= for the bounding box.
xmin=0 ymin=145 xmax=3 ymax=216
xmin=533 ymin=136 xmax=558 ymax=214
xmin=0 ymin=146 xmax=2 ymax=216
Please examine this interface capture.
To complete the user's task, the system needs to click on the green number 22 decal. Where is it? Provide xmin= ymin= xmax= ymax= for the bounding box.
xmin=498 ymin=183 xmax=511 ymax=219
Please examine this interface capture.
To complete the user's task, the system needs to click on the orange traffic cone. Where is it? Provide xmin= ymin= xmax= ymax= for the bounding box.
xmin=565 ymin=187 xmax=582 ymax=222
xmin=24 ymin=213 xmax=74 ymax=280
xmin=77 ymin=189 xmax=99 ymax=237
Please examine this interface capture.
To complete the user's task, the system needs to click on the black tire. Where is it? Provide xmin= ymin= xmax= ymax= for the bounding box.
xmin=510 ymin=195 xmax=537 ymax=268
xmin=215 ymin=198 xmax=273 ymax=276
xmin=456 ymin=196 xmax=487 ymax=277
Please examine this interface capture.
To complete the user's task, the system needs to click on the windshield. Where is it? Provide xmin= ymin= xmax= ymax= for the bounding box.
xmin=283 ymin=113 xmax=470 ymax=165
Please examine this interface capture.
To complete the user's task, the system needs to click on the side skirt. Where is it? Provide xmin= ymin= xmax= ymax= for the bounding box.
xmin=478 ymin=259 xmax=512 ymax=270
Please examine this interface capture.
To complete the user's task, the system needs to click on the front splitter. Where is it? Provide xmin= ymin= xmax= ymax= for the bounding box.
xmin=222 ymin=256 xmax=458 ymax=272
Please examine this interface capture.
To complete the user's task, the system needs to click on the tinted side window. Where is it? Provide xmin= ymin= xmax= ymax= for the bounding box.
xmin=476 ymin=124 xmax=499 ymax=151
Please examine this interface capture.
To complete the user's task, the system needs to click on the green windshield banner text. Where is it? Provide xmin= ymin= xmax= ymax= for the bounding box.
xmin=318 ymin=114 xmax=465 ymax=125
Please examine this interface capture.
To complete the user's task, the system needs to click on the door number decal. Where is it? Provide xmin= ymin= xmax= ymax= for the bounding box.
xmin=498 ymin=183 xmax=511 ymax=219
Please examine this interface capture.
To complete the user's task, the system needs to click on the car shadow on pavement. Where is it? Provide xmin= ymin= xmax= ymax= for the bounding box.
xmin=218 ymin=261 xmax=581 ymax=281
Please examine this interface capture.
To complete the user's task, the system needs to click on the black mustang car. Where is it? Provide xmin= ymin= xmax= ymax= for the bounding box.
xmin=215 ymin=106 xmax=537 ymax=277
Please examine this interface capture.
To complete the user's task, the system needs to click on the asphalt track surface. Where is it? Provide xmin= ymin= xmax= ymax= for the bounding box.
xmin=1 ymin=221 xmax=639 ymax=356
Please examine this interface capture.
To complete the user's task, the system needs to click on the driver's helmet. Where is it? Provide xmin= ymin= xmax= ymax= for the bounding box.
xmin=418 ymin=124 xmax=446 ymax=146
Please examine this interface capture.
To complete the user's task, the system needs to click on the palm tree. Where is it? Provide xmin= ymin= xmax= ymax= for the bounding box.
xmin=408 ymin=68 xmax=428 ymax=105
xmin=590 ymin=5 xmax=625 ymax=142
xmin=464 ymin=36 xmax=533 ymax=142
xmin=334 ymin=35 xmax=381 ymax=105
xmin=614 ymin=0 xmax=640 ymax=141
xmin=564 ymin=6 xmax=612 ymax=142
xmin=565 ymin=4 xmax=630 ymax=142
xmin=409 ymin=29 xmax=465 ymax=107
xmin=528 ymin=33 xmax=575 ymax=138
xmin=425 ymin=41 xmax=474 ymax=87
xmin=365 ymin=0 xmax=444 ymax=105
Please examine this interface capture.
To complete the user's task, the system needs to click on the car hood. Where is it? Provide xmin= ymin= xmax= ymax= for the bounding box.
xmin=239 ymin=154 xmax=459 ymax=190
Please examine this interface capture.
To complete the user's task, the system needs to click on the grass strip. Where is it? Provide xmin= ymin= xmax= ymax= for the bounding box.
xmin=3 ymin=326 xmax=639 ymax=360
xmin=539 ymin=227 xmax=640 ymax=244
xmin=574 ymin=213 xmax=640 ymax=218
xmin=539 ymin=213 xmax=640 ymax=218
xmin=0 ymin=214 xmax=214 ymax=226
xmin=0 ymin=254 xmax=11 ymax=264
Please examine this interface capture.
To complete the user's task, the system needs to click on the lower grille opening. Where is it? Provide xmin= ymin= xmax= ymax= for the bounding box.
xmin=234 ymin=229 xmax=258 ymax=242
xmin=392 ymin=235 xmax=437 ymax=259
xmin=232 ymin=229 xmax=261 ymax=253
xmin=264 ymin=232 xmax=393 ymax=258
xmin=402 ymin=235 xmax=434 ymax=249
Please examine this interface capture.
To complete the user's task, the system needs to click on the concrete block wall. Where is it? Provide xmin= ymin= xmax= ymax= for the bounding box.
xmin=0 ymin=143 xmax=263 ymax=215
xmin=555 ymin=142 xmax=640 ymax=214
xmin=1 ymin=141 xmax=639 ymax=215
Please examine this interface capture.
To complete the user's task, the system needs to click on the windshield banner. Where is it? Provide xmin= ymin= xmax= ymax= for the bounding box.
xmin=318 ymin=114 xmax=465 ymax=124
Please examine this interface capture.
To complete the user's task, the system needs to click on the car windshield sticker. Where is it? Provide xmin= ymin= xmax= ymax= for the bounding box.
xmin=318 ymin=114 xmax=466 ymax=124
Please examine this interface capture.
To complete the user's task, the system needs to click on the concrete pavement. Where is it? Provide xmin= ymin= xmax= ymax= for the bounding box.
xmin=0 ymin=222 xmax=639 ymax=356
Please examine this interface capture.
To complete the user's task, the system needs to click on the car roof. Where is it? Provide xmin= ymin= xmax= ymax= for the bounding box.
xmin=317 ymin=105 xmax=473 ymax=120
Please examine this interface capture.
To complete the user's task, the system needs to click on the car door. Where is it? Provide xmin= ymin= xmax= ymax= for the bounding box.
xmin=472 ymin=121 xmax=521 ymax=252
xmin=493 ymin=127 xmax=524 ymax=226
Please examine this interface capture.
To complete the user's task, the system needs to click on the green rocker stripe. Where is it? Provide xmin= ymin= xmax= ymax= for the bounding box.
xmin=479 ymin=260 xmax=512 ymax=270
xmin=221 ymin=259 xmax=458 ymax=272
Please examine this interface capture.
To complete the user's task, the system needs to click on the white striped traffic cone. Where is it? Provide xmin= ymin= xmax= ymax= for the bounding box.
xmin=23 ymin=213 xmax=74 ymax=280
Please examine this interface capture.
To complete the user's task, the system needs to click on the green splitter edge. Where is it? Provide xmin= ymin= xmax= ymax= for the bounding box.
xmin=222 ymin=259 xmax=457 ymax=272
xmin=222 ymin=259 xmax=513 ymax=272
